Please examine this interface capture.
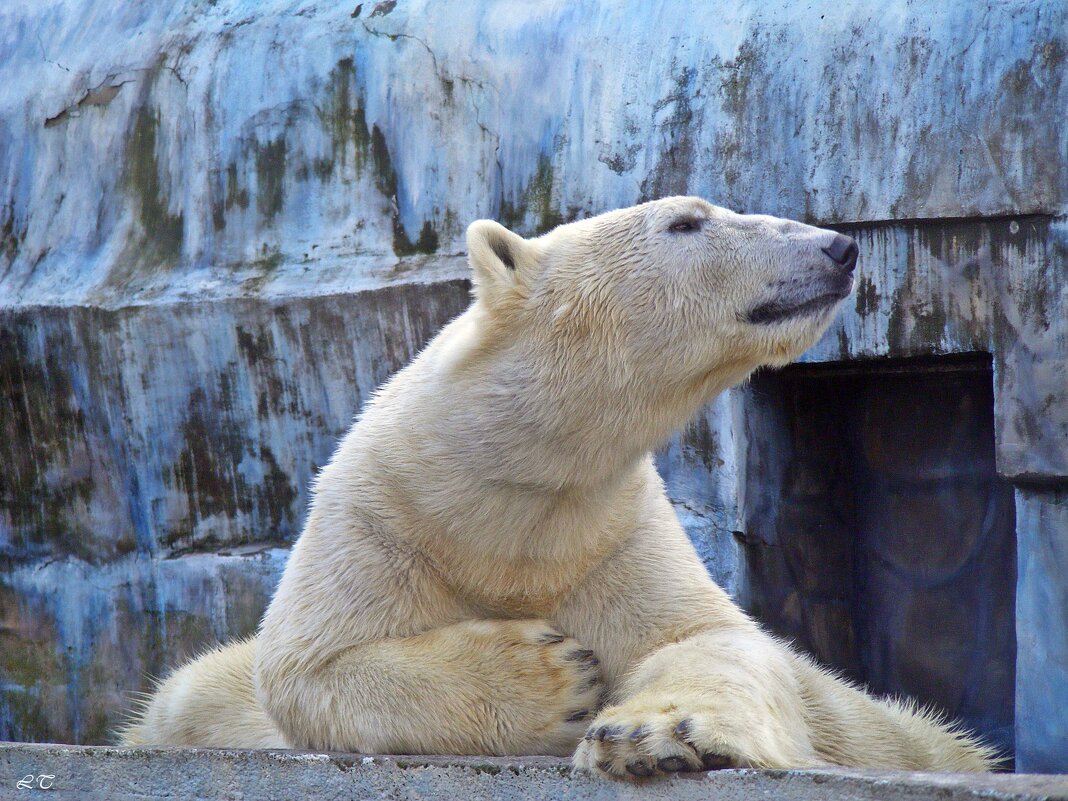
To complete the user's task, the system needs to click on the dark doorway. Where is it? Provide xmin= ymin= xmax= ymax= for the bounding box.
xmin=738 ymin=353 xmax=1016 ymax=759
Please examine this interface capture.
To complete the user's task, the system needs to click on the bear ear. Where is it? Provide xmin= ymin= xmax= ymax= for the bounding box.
xmin=466 ymin=219 xmax=531 ymax=309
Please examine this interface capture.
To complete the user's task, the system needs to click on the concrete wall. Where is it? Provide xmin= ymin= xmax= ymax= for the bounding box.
xmin=1 ymin=0 xmax=1065 ymax=771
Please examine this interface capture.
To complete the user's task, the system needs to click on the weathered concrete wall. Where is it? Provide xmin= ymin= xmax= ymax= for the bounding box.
xmin=0 ymin=284 xmax=471 ymax=742
xmin=1 ymin=0 xmax=1066 ymax=772
xmin=2 ymin=1 xmax=1064 ymax=305
xmin=1015 ymin=489 xmax=1068 ymax=773
xmin=3 ymin=745 xmax=1068 ymax=801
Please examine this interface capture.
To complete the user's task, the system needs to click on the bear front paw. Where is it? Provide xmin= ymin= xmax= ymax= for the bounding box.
xmin=572 ymin=704 xmax=743 ymax=779
xmin=485 ymin=620 xmax=604 ymax=755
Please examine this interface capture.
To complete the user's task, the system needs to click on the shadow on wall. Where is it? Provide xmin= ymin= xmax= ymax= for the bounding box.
xmin=737 ymin=353 xmax=1017 ymax=762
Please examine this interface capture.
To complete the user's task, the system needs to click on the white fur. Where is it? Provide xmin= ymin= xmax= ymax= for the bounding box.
xmin=121 ymin=198 xmax=996 ymax=776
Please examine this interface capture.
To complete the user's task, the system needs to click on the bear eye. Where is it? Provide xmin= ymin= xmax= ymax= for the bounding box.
xmin=669 ymin=218 xmax=702 ymax=233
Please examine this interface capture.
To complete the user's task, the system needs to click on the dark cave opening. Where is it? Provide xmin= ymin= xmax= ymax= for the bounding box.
xmin=738 ymin=353 xmax=1017 ymax=759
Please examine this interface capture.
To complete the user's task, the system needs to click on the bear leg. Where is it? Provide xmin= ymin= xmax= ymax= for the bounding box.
xmin=573 ymin=627 xmax=999 ymax=778
xmin=256 ymin=618 xmax=604 ymax=756
xmin=118 ymin=638 xmax=287 ymax=748
xmin=573 ymin=628 xmax=823 ymax=777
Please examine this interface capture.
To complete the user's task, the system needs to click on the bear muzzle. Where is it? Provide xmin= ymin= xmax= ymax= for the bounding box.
xmin=744 ymin=236 xmax=858 ymax=326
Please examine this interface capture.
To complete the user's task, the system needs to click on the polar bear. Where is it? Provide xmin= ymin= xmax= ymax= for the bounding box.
xmin=121 ymin=197 xmax=996 ymax=777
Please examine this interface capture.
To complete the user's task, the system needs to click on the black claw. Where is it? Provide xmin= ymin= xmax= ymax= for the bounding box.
xmin=595 ymin=724 xmax=624 ymax=742
xmin=538 ymin=632 xmax=565 ymax=645
xmin=625 ymin=760 xmax=656 ymax=778
xmin=566 ymin=709 xmax=590 ymax=722
xmin=657 ymin=756 xmax=692 ymax=773
xmin=673 ymin=718 xmax=693 ymax=740
xmin=596 ymin=760 xmax=614 ymax=774
xmin=701 ymin=752 xmax=735 ymax=771
xmin=628 ymin=725 xmax=650 ymax=743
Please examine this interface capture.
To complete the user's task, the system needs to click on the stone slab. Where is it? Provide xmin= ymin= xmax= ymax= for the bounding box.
xmin=2 ymin=745 xmax=1067 ymax=801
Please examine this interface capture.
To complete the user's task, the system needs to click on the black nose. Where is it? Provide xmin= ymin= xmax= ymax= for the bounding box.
xmin=822 ymin=234 xmax=859 ymax=272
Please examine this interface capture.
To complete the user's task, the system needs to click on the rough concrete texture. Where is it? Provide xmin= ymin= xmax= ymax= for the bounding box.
xmin=1014 ymin=489 xmax=1068 ymax=773
xmin=1 ymin=1 xmax=1064 ymax=307
xmin=1 ymin=0 xmax=1066 ymax=774
xmin=0 ymin=282 xmax=471 ymax=743
xmin=2 ymin=745 xmax=1067 ymax=801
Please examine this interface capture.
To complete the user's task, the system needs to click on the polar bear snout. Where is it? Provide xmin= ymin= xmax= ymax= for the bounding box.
xmin=745 ymin=243 xmax=856 ymax=326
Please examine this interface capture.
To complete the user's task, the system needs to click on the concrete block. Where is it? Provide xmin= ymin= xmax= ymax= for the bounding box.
xmin=1 ymin=745 xmax=1067 ymax=801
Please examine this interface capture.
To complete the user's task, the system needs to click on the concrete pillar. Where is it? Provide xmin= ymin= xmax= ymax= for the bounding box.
xmin=1014 ymin=488 xmax=1068 ymax=772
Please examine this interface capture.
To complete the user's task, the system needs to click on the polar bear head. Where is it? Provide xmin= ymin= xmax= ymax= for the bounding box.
xmin=465 ymin=196 xmax=855 ymax=395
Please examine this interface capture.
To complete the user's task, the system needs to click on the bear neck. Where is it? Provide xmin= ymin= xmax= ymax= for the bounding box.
xmin=393 ymin=311 xmax=751 ymax=493
xmin=354 ymin=308 xmax=756 ymax=570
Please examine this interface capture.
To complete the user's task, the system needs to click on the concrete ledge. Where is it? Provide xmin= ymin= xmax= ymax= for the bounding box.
xmin=2 ymin=744 xmax=1066 ymax=801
